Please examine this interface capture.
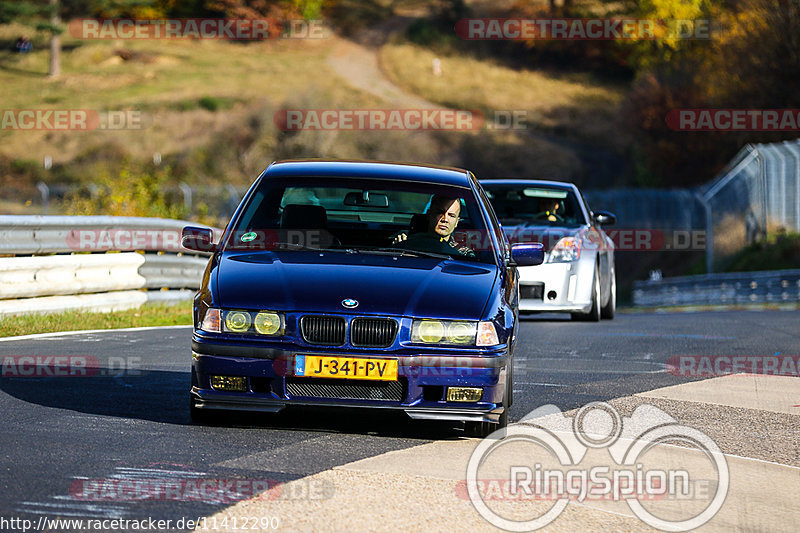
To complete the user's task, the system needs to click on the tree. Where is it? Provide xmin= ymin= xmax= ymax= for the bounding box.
xmin=623 ymin=0 xmax=800 ymax=186
xmin=0 ymin=0 xmax=62 ymax=76
xmin=206 ymin=0 xmax=328 ymax=20
xmin=0 ymin=0 xmax=162 ymax=77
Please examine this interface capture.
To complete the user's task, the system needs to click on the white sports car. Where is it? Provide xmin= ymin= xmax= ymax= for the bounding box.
xmin=480 ymin=179 xmax=616 ymax=321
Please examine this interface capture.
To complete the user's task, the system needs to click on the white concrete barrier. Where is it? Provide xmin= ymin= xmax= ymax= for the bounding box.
xmin=0 ymin=215 xmax=220 ymax=316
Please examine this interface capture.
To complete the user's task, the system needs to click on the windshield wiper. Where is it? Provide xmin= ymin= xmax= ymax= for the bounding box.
xmin=346 ymin=246 xmax=452 ymax=260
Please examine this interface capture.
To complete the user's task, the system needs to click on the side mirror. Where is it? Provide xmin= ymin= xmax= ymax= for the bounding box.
xmin=593 ymin=210 xmax=616 ymax=226
xmin=182 ymin=226 xmax=216 ymax=253
xmin=511 ymin=242 xmax=544 ymax=266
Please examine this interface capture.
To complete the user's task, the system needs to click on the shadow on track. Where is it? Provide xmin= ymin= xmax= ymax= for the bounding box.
xmin=0 ymin=368 xmax=463 ymax=439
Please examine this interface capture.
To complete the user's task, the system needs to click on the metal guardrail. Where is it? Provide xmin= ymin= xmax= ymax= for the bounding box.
xmin=0 ymin=216 xmax=220 ymax=316
xmin=633 ymin=269 xmax=800 ymax=307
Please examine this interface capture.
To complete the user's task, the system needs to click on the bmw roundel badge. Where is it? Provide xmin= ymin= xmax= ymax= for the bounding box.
xmin=342 ymin=298 xmax=359 ymax=309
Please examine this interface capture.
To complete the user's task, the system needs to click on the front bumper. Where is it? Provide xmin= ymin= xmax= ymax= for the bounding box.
xmin=190 ymin=337 xmax=509 ymax=424
xmin=518 ymin=258 xmax=595 ymax=313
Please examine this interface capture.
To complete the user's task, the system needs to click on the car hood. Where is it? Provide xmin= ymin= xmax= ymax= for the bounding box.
xmin=503 ymin=224 xmax=584 ymax=252
xmin=215 ymin=251 xmax=497 ymax=319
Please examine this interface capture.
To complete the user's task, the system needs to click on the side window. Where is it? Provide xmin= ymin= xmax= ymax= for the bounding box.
xmin=474 ymin=180 xmax=509 ymax=257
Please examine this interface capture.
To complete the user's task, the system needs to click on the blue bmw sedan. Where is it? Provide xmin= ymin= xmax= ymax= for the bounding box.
xmin=182 ymin=160 xmax=543 ymax=437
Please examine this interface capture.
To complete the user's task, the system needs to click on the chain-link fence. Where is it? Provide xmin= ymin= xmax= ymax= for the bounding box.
xmin=698 ymin=138 xmax=800 ymax=272
xmin=583 ymin=138 xmax=800 ymax=273
xmin=13 ymin=182 xmax=247 ymax=222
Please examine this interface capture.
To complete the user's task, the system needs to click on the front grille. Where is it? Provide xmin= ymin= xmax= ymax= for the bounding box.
xmin=286 ymin=377 xmax=405 ymax=402
xmin=301 ymin=316 xmax=346 ymax=345
xmin=351 ymin=318 xmax=398 ymax=347
xmin=520 ymin=283 xmax=544 ymax=300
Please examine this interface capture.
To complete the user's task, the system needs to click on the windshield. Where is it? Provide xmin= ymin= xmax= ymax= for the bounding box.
xmin=482 ymin=184 xmax=587 ymax=227
xmin=224 ymin=177 xmax=497 ymax=264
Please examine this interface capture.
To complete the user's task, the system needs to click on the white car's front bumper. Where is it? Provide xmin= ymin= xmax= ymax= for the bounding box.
xmin=518 ymin=256 xmax=596 ymax=313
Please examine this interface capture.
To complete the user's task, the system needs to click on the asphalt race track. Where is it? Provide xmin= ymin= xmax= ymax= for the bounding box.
xmin=1 ymin=310 xmax=798 ymax=530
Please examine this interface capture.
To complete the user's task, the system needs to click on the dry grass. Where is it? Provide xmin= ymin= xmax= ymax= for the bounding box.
xmin=0 ymin=301 xmax=191 ymax=338
xmin=379 ymin=42 xmax=629 ymax=149
xmin=0 ymin=25 xmax=383 ymax=170
xmin=0 ymin=17 xmax=630 ymax=197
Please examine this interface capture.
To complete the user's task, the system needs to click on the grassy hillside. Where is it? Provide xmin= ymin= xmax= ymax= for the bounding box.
xmin=380 ymin=42 xmax=628 ymax=151
xmin=0 ymin=10 xmax=633 ymax=219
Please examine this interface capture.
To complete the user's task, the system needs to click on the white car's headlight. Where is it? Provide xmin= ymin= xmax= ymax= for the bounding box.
xmin=548 ymin=236 xmax=581 ymax=262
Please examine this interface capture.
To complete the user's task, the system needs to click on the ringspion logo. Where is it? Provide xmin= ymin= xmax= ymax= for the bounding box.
xmin=466 ymin=402 xmax=728 ymax=531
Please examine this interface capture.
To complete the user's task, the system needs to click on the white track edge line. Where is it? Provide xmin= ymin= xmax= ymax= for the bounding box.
xmin=0 ymin=324 xmax=192 ymax=342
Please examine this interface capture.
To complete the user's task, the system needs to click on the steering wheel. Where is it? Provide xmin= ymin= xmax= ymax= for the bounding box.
xmin=534 ymin=211 xmax=564 ymax=223
xmin=396 ymin=232 xmax=457 ymax=256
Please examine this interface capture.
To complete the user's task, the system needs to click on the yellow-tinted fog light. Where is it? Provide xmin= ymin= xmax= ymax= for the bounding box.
xmin=210 ymin=375 xmax=248 ymax=392
xmin=447 ymin=387 xmax=483 ymax=402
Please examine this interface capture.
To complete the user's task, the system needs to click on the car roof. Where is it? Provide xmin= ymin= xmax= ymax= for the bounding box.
xmin=264 ymin=160 xmax=472 ymax=188
xmin=479 ymin=178 xmax=579 ymax=191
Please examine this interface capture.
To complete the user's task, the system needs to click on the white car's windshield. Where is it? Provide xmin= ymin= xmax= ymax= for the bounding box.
xmin=482 ymin=184 xmax=587 ymax=227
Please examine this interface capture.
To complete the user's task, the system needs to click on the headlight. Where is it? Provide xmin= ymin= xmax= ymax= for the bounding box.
xmin=548 ymin=236 xmax=581 ymax=262
xmin=254 ymin=311 xmax=283 ymax=335
xmin=412 ymin=320 xmax=477 ymax=345
xmin=224 ymin=310 xmax=252 ymax=333
xmin=413 ymin=320 xmax=445 ymax=343
xmin=198 ymin=309 xmax=285 ymax=336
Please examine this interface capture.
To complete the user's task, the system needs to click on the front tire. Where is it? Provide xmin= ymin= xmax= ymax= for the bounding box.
xmin=464 ymin=409 xmax=508 ymax=439
xmin=464 ymin=367 xmax=511 ymax=438
xmin=601 ymin=268 xmax=616 ymax=320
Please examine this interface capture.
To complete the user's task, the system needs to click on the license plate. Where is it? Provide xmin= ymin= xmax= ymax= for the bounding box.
xmin=294 ymin=355 xmax=398 ymax=381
